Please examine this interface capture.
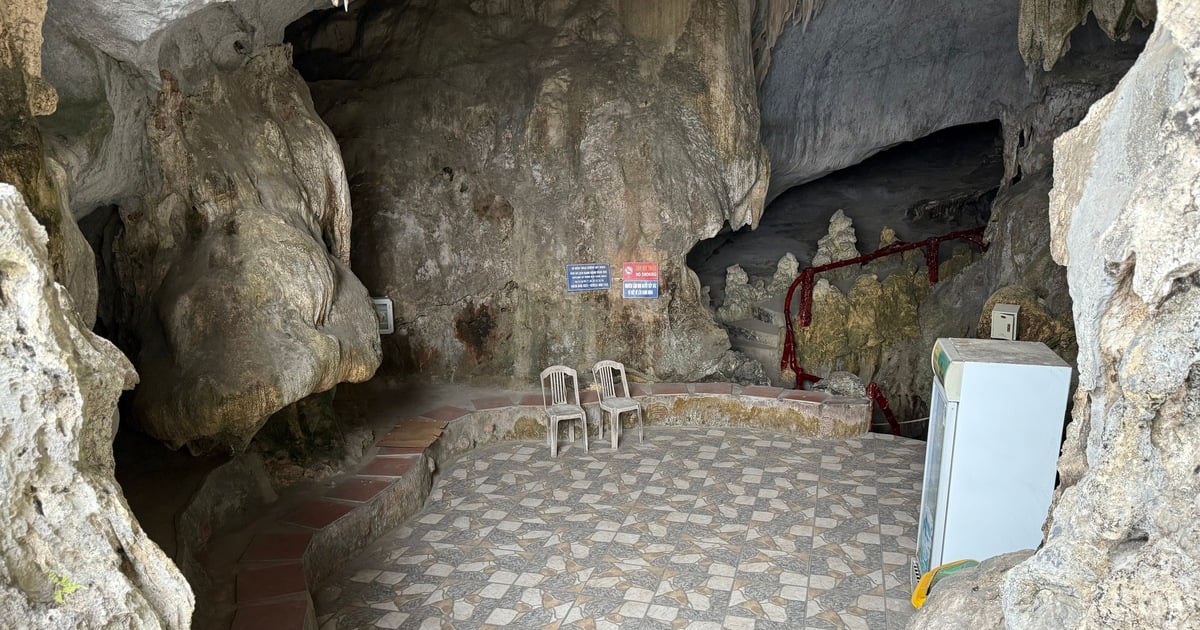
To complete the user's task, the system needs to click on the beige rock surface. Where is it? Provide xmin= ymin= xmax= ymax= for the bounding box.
xmin=1005 ymin=2 xmax=1200 ymax=627
xmin=120 ymin=47 xmax=381 ymax=452
xmin=0 ymin=0 xmax=97 ymax=324
xmin=916 ymin=2 xmax=1200 ymax=628
xmin=0 ymin=183 xmax=192 ymax=628
xmin=1019 ymin=0 xmax=1155 ymax=70
xmin=294 ymin=0 xmax=768 ymax=383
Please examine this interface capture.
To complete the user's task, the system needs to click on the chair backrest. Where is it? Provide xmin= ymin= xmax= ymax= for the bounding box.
xmin=591 ymin=360 xmax=629 ymax=400
xmin=540 ymin=365 xmax=581 ymax=407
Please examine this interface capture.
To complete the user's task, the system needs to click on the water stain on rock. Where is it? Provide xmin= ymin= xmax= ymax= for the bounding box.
xmin=455 ymin=301 xmax=500 ymax=365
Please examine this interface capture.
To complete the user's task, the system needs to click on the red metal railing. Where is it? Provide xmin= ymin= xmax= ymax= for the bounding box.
xmin=779 ymin=226 xmax=989 ymax=435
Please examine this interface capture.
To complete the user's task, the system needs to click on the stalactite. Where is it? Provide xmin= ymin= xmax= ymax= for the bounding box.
xmin=751 ymin=0 xmax=827 ymax=84
xmin=1018 ymin=0 xmax=1155 ymax=70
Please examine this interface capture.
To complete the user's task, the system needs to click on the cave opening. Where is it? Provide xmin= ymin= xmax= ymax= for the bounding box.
xmin=4 ymin=0 xmax=1180 ymax=626
xmin=689 ymin=120 xmax=1003 ymax=305
xmin=685 ymin=121 xmax=1002 ymax=407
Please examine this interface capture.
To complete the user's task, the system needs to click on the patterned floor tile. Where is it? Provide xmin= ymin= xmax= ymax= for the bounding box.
xmin=320 ymin=430 xmax=926 ymax=629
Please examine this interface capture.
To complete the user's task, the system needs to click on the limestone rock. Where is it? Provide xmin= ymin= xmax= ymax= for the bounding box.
xmin=0 ymin=0 xmax=94 ymax=324
xmin=910 ymin=551 xmax=1032 ymax=628
xmin=795 ymin=265 xmax=930 ymax=386
xmin=1018 ymin=0 xmax=1155 ymax=71
xmin=717 ymin=264 xmax=766 ymax=323
xmin=43 ymin=0 xmax=331 ymax=83
xmin=812 ymin=371 xmax=867 ymax=398
xmin=120 ymin=47 xmax=381 ymax=453
xmin=0 ymin=184 xmax=192 ymax=628
xmin=767 ymin=252 xmax=800 ymax=295
xmin=864 ymin=172 xmax=1069 ymax=423
xmin=811 ymin=209 xmax=859 ymax=267
xmin=997 ymin=3 xmax=1200 ymax=627
xmin=706 ymin=349 xmax=772 ymax=386
xmin=759 ymin=0 xmax=1031 ymax=199
xmin=879 ymin=227 xmax=899 ymax=249
xmin=978 ymin=285 xmax=1076 ymax=363
xmin=1 ymin=0 xmax=57 ymax=115
xmin=293 ymin=0 xmax=766 ymax=383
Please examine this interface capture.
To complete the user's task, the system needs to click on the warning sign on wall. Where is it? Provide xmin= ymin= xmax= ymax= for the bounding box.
xmin=622 ymin=262 xmax=659 ymax=281
xmin=622 ymin=262 xmax=660 ymax=299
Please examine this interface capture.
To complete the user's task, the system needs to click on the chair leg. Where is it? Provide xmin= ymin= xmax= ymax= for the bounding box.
xmin=569 ymin=420 xmax=574 ymax=445
xmin=581 ymin=416 xmax=588 ymax=453
xmin=549 ymin=419 xmax=558 ymax=457
xmin=611 ymin=411 xmax=619 ymax=450
xmin=637 ymin=408 xmax=644 ymax=442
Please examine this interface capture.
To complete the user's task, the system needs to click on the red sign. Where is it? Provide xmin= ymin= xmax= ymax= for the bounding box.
xmin=622 ymin=262 xmax=659 ymax=281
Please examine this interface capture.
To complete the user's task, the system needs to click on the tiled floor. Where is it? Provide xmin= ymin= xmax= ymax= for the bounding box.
xmin=316 ymin=428 xmax=925 ymax=629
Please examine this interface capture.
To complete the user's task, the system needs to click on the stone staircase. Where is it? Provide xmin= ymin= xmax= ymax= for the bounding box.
xmin=724 ymin=290 xmax=790 ymax=386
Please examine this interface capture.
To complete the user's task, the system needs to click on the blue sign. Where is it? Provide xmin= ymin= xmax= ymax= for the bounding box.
xmin=622 ymin=280 xmax=660 ymax=299
xmin=566 ymin=263 xmax=611 ymax=292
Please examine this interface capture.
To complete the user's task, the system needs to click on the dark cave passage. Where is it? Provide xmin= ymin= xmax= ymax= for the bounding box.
xmin=688 ymin=120 xmax=1003 ymax=305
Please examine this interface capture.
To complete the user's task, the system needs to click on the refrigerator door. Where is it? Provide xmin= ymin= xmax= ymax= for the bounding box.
xmin=916 ymin=377 xmax=958 ymax=576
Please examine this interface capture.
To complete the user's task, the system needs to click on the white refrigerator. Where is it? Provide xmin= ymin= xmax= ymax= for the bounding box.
xmin=915 ymin=338 xmax=1072 ymax=580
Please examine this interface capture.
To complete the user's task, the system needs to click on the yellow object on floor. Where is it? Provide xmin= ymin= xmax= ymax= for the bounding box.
xmin=912 ymin=559 xmax=980 ymax=609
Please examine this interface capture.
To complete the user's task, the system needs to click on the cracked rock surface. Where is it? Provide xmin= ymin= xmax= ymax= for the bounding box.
xmin=291 ymin=0 xmax=768 ymax=383
xmin=0 ymin=183 xmax=192 ymax=629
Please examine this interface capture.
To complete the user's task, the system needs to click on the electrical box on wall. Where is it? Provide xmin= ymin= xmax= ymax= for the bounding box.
xmin=990 ymin=304 xmax=1019 ymax=340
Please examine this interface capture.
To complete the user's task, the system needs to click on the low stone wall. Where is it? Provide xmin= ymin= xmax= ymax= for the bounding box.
xmin=225 ymin=383 xmax=871 ymax=628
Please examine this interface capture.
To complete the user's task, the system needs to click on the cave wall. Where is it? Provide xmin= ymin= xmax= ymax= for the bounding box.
xmin=757 ymin=6 xmax=1143 ymax=420
xmin=1020 ymin=0 xmax=1155 ymax=70
xmin=1 ymin=3 xmax=192 ymax=626
xmin=1 ymin=184 xmax=192 ymax=628
xmin=758 ymin=0 xmax=1031 ymax=200
xmin=915 ymin=0 xmax=1200 ymax=626
xmin=38 ymin=1 xmax=382 ymax=453
xmin=291 ymin=0 xmax=768 ymax=383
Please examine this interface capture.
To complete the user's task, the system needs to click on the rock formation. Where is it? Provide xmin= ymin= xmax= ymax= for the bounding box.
xmin=0 ymin=0 xmax=96 ymax=323
xmin=778 ymin=9 xmax=1145 ymax=420
xmin=118 ymin=47 xmax=380 ymax=453
xmin=758 ymin=0 xmax=1031 ymax=199
xmin=1019 ymin=0 xmax=1155 ymax=70
xmin=811 ymin=209 xmax=859 ymax=267
xmin=915 ymin=0 xmax=1200 ymax=626
xmin=38 ymin=2 xmax=382 ymax=453
xmin=0 ymin=184 xmax=192 ymax=628
xmin=291 ymin=0 xmax=768 ymax=383
xmin=766 ymin=251 xmax=799 ymax=295
xmin=716 ymin=264 xmax=766 ymax=323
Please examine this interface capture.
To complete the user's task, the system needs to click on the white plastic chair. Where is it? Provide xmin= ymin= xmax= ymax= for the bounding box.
xmin=540 ymin=365 xmax=588 ymax=457
xmin=591 ymin=360 xmax=643 ymax=449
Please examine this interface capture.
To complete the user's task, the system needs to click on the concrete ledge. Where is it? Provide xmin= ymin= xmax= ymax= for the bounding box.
xmin=227 ymin=383 xmax=871 ymax=628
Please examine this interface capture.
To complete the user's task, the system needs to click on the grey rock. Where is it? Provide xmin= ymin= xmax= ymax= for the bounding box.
xmin=909 ymin=551 xmax=1032 ymax=629
xmin=766 ymin=252 xmax=800 ymax=296
xmin=43 ymin=0 xmax=331 ymax=83
xmin=811 ymin=209 xmax=859 ymax=267
xmin=759 ymin=0 xmax=1030 ymax=200
xmin=999 ymin=3 xmax=1200 ymax=628
xmin=0 ymin=183 xmax=193 ymax=628
xmin=121 ymin=47 xmax=380 ymax=453
xmin=175 ymin=453 xmax=276 ymax=591
xmin=45 ymin=157 xmax=99 ymax=325
xmin=294 ymin=0 xmax=767 ymax=383
xmin=716 ymin=265 xmax=766 ymax=323
xmin=812 ymin=371 xmax=866 ymax=398
xmin=1019 ymin=0 xmax=1155 ymax=70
